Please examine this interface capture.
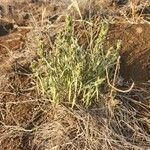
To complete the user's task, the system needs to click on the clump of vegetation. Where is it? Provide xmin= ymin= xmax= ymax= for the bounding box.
xmin=31 ymin=16 xmax=120 ymax=107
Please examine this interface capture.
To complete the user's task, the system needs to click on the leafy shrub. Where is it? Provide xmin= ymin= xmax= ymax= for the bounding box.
xmin=31 ymin=17 xmax=120 ymax=107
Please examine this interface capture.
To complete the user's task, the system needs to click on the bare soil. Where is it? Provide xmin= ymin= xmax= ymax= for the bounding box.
xmin=108 ymin=23 xmax=150 ymax=82
xmin=0 ymin=1 xmax=150 ymax=150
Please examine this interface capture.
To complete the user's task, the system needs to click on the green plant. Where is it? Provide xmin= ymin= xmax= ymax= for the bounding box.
xmin=31 ymin=17 xmax=120 ymax=107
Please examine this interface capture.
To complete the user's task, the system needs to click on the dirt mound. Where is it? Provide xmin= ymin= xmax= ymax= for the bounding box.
xmin=108 ymin=23 xmax=150 ymax=82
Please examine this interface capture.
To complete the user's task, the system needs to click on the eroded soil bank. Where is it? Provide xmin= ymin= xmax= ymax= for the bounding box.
xmin=108 ymin=23 xmax=150 ymax=82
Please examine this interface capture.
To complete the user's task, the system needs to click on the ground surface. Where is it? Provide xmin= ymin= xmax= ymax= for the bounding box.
xmin=108 ymin=23 xmax=150 ymax=82
xmin=0 ymin=0 xmax=150 ymax=150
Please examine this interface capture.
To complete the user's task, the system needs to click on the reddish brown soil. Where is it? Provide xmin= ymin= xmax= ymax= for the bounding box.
xmin=108 ymin=23 xmax=150 ymax=83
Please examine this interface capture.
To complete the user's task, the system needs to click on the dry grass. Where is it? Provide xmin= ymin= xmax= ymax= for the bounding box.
xmin=31 ymin=102 xmax=150 ymax=150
